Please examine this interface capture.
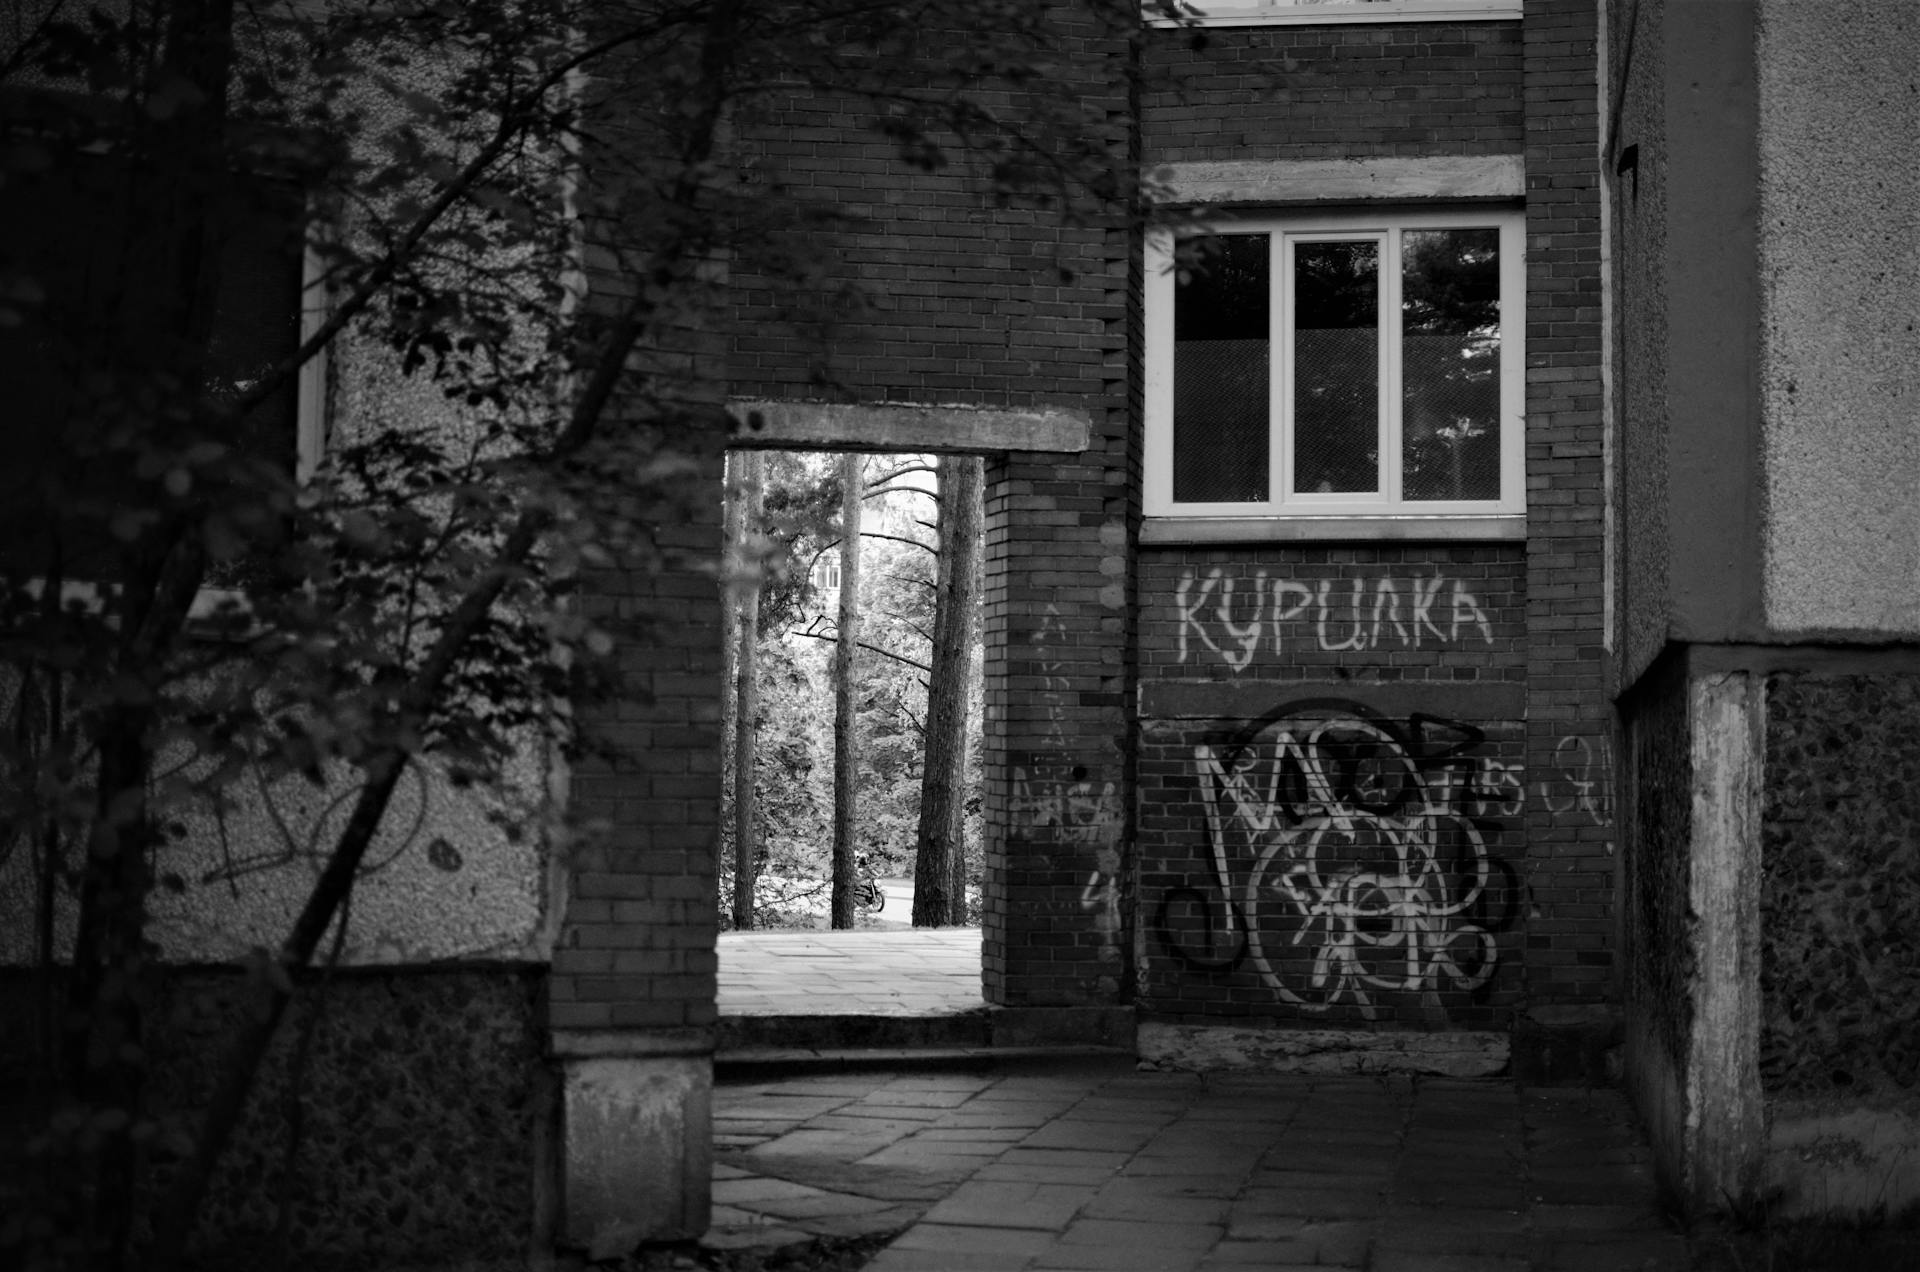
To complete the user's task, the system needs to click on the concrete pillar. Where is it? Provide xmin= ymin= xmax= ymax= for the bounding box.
xmin=1683 ymin=671 xmax=1766 ymax=1210
xmin=555 ymin=1036 xmax=712 ymax=1257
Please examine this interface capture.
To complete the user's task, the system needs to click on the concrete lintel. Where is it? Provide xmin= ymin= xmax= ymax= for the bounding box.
xmin=1150 ymin=154 xmax=1524 ymax=207
xmin=560 ymin=1052 xmax=711 ymax=1255
xmin=1140 ymin=678 xmax=1527 ymax=723
xmin=1685 ymin=670 xmax=1767 ymax=1210
xmin=727 ymin=399 xmax=1091 ymax=455
xmin=1139 ymin=1021 xmax=1508 ymax=1078
xmin=549 ymin=1026 xmax=713 ymax=1059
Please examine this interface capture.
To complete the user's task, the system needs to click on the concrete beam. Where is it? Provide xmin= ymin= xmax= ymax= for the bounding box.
xmin=1149 ymin=154 xmax=1525 ymax=207
xmin=726 ymin=400 xmax=1091 ymax=455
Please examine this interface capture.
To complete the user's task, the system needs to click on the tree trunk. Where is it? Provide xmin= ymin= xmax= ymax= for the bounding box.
xmin=730 ymin=451 xmax=763 ymax=930
xmin=831 ymin=453 xmax=863 ymax=929
xmin=913 ymin=455 xmax=982 ymax=927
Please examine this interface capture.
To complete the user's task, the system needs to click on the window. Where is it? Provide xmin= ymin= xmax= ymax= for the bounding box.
xmin=0 ymin=145 xmax=324 ymax=582
xmin=1145 ymin=1 xmax=1523 ymax=27
xmin=1144 ymin=210 xmax=1523 ymax=526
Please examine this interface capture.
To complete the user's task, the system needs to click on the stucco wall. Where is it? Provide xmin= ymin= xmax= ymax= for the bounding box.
xmin=1757 ymin=0 xmax=1920 ymax=638
xmin=1609 ymin=0 xmax=1671 ymax=687
xmin=0 ymin=674 xmax=558 ymax=967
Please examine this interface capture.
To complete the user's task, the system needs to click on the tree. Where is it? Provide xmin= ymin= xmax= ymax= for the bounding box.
xmin=0 ymin=0 xmax=1151 ymax=1265
xmin=830 ymin=451 xmax=864 ymax=930
xmin=913 ymin=455 xmax=982 ymax=926
xmin=725 ymin=450 xmax=765 ymax=930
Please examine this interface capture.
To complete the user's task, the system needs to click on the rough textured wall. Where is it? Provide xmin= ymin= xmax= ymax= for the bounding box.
xmin=0 ymin=967 xmax=548 ymax=1270
xmin=1609 ymin=0 xmax=1670 ymax=688
xmin=1141 ymin=19 xmax=1523 ymax=162
xmin=1761 ymin=673 xmax=1920 ymax=1098
xmin=1623 ymin=662 xmax=1690 ymax=1074
xmin=0 ymin=658 xmax=555 ymax=971
xmin=1756 ymin=0 xmax=1920 ymax=638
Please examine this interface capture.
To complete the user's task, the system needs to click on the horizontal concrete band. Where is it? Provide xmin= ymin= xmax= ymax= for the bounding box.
xmin=550 ymin=1026 xmax=714 ymax=1059
xmin=1138 ymin=1020 xmax=1509 ymax=1079
xmin=1140 ymin=677 xmax=1527 ymax=721
xmin=1150 ymin=154 xmax=1525 ymax=207
xmin=1141 ymin=514 xmax=1527 ymax=544
xmin=727 ymin=399 xmax=1092 ymax=455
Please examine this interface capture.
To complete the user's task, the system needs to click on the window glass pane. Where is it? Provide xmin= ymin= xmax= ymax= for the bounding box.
xmin=1292 ymin=239 xmax=1378 ymax=494
xmin=1401 ymin=227 xmax=1500 ymax=501
xmin=1173 ymin=234 xmax=1268 ymax=503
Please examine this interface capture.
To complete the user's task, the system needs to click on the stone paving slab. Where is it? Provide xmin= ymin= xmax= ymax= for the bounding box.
xmin=705 ymin=1066 xmax=1692 ymax=1272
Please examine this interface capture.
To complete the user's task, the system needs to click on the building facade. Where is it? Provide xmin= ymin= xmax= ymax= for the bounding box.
xmin=6 ymin=0 xmax=1914 ymax=1261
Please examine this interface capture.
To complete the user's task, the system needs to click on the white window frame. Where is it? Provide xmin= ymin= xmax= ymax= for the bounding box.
xmin=1144 ymin=209 xmax=1524 ymax=526
xmin=1145 ymin=0 xmax=1523 ymax=28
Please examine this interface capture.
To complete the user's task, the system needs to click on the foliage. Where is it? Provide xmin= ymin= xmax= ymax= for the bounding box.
xmin=716 ymin=453 xmax=982 ymax=928
xmin=0 ymin=0 xmax=1148 ymax=1265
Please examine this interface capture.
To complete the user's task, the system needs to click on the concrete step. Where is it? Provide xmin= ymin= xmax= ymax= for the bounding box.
xmin=715 ymin=1008 xmax=991 ymax=1053
xmin=715 ymin=1044 xmax=1138 ymax=1081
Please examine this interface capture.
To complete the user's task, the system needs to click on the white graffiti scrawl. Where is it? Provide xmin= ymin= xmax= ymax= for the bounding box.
xmin=1175 ymin=568 xmax=1495 ymax=671
xmin=1155 ymin=701 xmax=1519 ymax=1020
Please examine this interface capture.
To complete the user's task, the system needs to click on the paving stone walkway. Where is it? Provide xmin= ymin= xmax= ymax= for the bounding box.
xmin=708 ymin=1065 xmax=1690 ymax=1272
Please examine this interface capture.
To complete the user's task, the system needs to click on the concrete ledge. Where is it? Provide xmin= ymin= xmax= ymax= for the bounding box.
xmin=1141 ymin=515 xmax=1526 ymax=544
xmin=1140 ymin=678 xmax=1528 ymax=723
xmin=1139 ymin=1021 xmax=1508 ymax=1078
xmin=988 ymin=1005 xmax=1136 ymax=1050
xmin=715 ymin=1045 xmax=1137 ymax=1082
xmin=727 ymin=400 xmax=1091 ymax=455
xmin=1766 ymin=1099 xmax=1920 ymax=1219
xmin=715 ymin=1010 xmax=988 ymax=1053
xmin=1511 ymin=1005 xmax=1624 ymax=1087
xmin=550 ymin=1026 xmax=712 ymax=1059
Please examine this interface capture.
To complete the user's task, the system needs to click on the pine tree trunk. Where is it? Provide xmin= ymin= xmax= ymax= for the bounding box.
xmin=913 ymin=455 xmax=982 ymax=927
xmin=729 ymin=451 xmax=763 ymax=930
xmin=831 ymin=453 xmax=863 ymax=930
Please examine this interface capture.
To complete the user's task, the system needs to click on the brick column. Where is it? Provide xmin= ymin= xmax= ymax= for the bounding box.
xmin=1520 ymin=0 xmax=1615 ymax=1024
xmin=552 ymin=433 xmax=725 ymax=1249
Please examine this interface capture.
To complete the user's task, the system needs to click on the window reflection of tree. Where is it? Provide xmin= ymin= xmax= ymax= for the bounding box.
xmin=1401 ymin=229 xmax=1500 ymax=502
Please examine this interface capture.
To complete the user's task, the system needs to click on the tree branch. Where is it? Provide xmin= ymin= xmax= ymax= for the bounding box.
xmin=788 ymin=626 xmax=929 ymax=674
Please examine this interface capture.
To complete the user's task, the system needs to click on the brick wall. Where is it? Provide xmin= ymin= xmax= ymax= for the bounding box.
xmin=1520 ymin=0 xmax=1611 ymax=1009
xmin=552 ymin=63 xmax=730 ymax=1036
xmin=1141 ymin=19 xmax=1524 ymax=162
xmin=677 ymin=2 xmax=1611 ymax=1028
xmin=722 ymin=7 xmax=1139 ymax=1009
xmin=1136 ymin=547 xmax=1530 ymax=1029
xmin=559 ymin=498 xmax=726 ymax=1034
xmin=1125 ymin=1 xmax=1612 ymax=1030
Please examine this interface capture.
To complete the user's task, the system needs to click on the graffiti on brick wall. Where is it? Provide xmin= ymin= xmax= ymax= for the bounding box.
xmin=1153 ymin=700 xmax=1518 ymax=1020
xmin=1540 ymin=733 xmax=1612 ymax=827
xmin=1175 ymin=568 xmax=1495 ymax=671
xmin=1017 ymin=603 xmax=1123 ymax=946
